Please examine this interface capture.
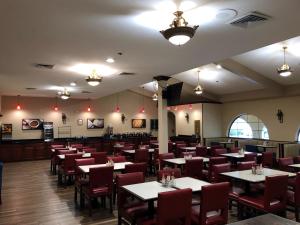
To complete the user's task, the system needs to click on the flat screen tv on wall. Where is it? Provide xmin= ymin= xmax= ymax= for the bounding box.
xmin=132 ymin=119 xmax=146 ymax=128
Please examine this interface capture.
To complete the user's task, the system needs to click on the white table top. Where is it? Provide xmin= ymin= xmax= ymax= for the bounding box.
xmin=163 ymin=157 xmax=209 ymax=165
xmin=122 ymin=149 xmax=155 ymax=154
xmin=122 ymin=181 xmax=176 ymax=201
xmin=113 ymin=145 xmax=124 ymax=148
xmin=173 ymin=177 xmax=211 ymax=192
xmin=256 ymin=145 xmax=276 ymax=148
xmin=58 ymin=152 xmax=91 ymax=159
xmin=180 ymin=147 xmax=196 ymax=151
xmin=79 ymin=162 xmax=133 ymax=173
xmin=220 ymin=152 xmax=262 ymax=159
xmin=221 ymin=168 xmax=295 ymax=183
xmin=289 ymin=164 xmax=300 ymax=169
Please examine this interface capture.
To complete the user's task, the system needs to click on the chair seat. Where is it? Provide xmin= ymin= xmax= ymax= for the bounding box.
xmin=121 ymin=202 xmax=148 ymax=223
xmin=84 ymin=186 xmax=109 ymax=197
xmin=191 ymin=205 xmax=224 ymax=225
xmin=229 ymin=186 xmax=245 ymax=200
xmin=75 ymin=178 xmax=89 ymax=187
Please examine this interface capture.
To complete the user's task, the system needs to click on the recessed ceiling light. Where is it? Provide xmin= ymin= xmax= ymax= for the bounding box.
xmin=216 ymin=64 xmax=222 ymax=69
xmin=70 ymin=82 xmax=77 ymax=86
xmin=106 ymin=58 xmax=115 ymax=63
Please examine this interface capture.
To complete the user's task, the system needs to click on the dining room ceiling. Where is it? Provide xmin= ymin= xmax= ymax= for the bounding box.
xmin=0 ymin=0 xmax=299 ymax=100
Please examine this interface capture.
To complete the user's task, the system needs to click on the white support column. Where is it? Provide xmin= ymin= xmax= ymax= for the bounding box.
xmin=158 ymin=87 xmax=168 ymax=153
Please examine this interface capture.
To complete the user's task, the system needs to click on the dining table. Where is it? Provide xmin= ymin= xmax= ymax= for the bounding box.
xmin=288 ymin=163 xmax=300 ymax=171
xmin=163 ymin=156 xmax=209 ymax=170
xmin=226 ymin=213 xmax=298 ymax=225
xmin=79 ymin=162 xmax=133 ymax=173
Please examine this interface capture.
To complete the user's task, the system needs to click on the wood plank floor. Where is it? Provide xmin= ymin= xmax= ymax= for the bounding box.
xmin=0 ymin=160 xmax=296 ymax=225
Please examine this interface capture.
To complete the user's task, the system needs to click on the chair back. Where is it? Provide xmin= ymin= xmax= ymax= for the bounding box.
xmin=264 ymin=175 xmax=288 ymax=212
xmin=168 ymin=142 xmax=174 ymax=153
xmin=82 ymin=147 xmax=97 ymax=153
xmin=108 ymin=156 xmax=126 ymax=163
xmin=91 ymin=152 xmax=107 ymax=164
xmin=278 ymin=157 xmax=294 ymax=172
xmin=211 ymin=163 xmax=231 ymax=183
xmin=294 ymin=156 xmax=300 ymax=164
xmin=89 ymin=166 xmax=114 ymax=193
xmin=116 ymin=172 xmax=144 ymax=210
xmin=157 ymin=189 xmax=192 ymax=225
xmin=157 ymin=168 xmax=181 ymax=181
xmin=70 ymin=143 xmax=83 ymax=149
xmin=75 ymin=158 xmax=95 ymax=180
xmin=244 ymin=152 xmax=257 ymax=162
xmin=262 ymin=152 xmax=274 ymax=168
xmin=199 ymin=182 xmax=230 ymax=225
xmin=294 ymin=173 xmax=300 ymax=207
xmin=208 ymin=157 xmax=228 ymax=181
xmin=196 ymin=146 xmax=207 ymax=157
xmin=125 ymin=163 xmax=147 ymax=176
xmin=237 ymin=161 xmax=255 ymax=170
xmin=158 ymin=153 xmax=174 ymax=169
xmin=185 ymin=158 xmax=203 ymax=179
xmin=189 ymin=143 xmax=198 ymax=147
xmin=51 ymin=144 xmax=65 ymax=149
xmin=135 ymin=149 xmax=149 ymax=163
xmin=64 ymin=153 xmax=82 ymax=173
xmin=58 ymin=149 xmax=76 ymax=155
xmin=230 ymin=147 xmax=240 ymax=153
xmin=211 ymin=148 xmax=227 ymax=157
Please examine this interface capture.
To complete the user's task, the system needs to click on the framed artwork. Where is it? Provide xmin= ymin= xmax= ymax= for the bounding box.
xmin=22 ymin=119 xmax=44 ymax=130
xmin=132 ymin=119 xmax=146 ymax=128
xmin=1 ymin=124 xmax=12 ymax=140
xmin=77 ymin=119 xmax=83 ymax=126
xmin=87 ymin=118 xmax=104 ymax=129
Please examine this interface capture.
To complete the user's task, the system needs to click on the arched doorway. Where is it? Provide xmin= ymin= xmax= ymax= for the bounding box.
xmin=168 ymin=111 xmax=176 ymax=138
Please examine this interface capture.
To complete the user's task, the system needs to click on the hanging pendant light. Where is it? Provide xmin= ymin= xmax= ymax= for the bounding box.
xmin=194 ymin=70 xmax=203 ymax=95
xmin=160 ymin=11 xmax=198 ymax=46
xmin=277 ymin=46 xmax=292 ymax=77
xmin=54 ymin=97 xmax=59 ymax=111
xmin=86 ymin=69 xmax=102 ymax=86
xmin=152 ymin=93 xmax=158 ymax=101
xmin=59 ymin=88 xmax=70 ymax=100
xmin=115 ymin=94 xmax=120 ymax=112
xmin=140 ymin=86 xmax=145 ymax=113
xmin=16 ymin=95 xmax=21 ymax=110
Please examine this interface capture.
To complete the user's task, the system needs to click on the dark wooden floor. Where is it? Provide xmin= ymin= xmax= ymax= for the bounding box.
xmin=0 ymin=160 xmax=296 ymax=225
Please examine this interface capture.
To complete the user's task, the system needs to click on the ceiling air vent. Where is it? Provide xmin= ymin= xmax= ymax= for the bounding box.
xmin=33 ymin=63 xmax=55 ymax=69
xmin=229 ymin=11 xmax=270 ymax=28
xmin=25 ymin=87 xmax=37 ymax=90
xmin=119 ymin=72 xmax=136 ymax=76
xmin=81 ymin=90 xmax=92 ymax=94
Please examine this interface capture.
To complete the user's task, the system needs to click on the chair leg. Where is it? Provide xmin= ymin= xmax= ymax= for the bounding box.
xmin=296 ymin=206 xmax=299 ymax=222
xmin=74 ymin=186 xmax=77 ymax=203
xmin=109 ymin=195 xmax=113 ymax=213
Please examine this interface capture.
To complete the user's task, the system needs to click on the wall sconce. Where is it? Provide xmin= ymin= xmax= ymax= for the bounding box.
xmin=185 ymin=113 xmax=190 ymax=123
xmin=121 ymin=113 xmax=126 ymax=124
xmin=277 ymin=109 xmax=283 ymax=123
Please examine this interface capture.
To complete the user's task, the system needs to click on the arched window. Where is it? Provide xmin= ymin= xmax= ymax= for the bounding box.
xmin=228 ymin=114 xmax=269 ymax=139
xmin=297 ymin=130 xmax=300 ymax=142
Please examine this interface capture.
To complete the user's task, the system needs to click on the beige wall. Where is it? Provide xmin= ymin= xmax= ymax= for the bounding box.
xmin=222 ymin=96 xmax=300 ymax=141
xmin=171 ymin=104 xmax=202 ymax=136
xmin=0 ymin=91 xmax=158 ymax=140
xmin=202 ymin=103 xmax=222 ymax=138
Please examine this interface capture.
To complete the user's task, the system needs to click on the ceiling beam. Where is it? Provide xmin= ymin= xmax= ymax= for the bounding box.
xmin=218 ymin=59 xmax=284 ymax=91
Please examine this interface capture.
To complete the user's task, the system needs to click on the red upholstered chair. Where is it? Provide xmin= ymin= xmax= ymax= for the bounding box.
xmin=203 ymin=157 xmax=228 ymax=181
xmin=82 ymin=148 xmax=97 ymax=153
xmin=175 ymin=143 xmax=187 ymax=157
xmin=181 ymin=151 xmax=196 ymax=158
xmin=237 ymin=161 xmax=256 ymax=170
xmin=74 ymin=158 xmax=95 ymax=205
xmin=116 ymin=172 xmax=147 ymax=225
xmin=135 ymin=149 xmax=149 ymax=163
xmin=243 ymin=153 xmax=257 ymax=162
xmin=141 ymin=188 xmax=192 ymax=225
xmin=71 ymin=143 xmax=83 ymax=149
xmin=168 ymin=142 xmax=174 ymax=153
xmin=58 ymin=153 xmax=82 ymax=184
xmin=294 ymin=156 xmax=300 ymax=164
xmin=287 ymin=172 xmax=300 ymax=221
xmin=278 ymin=157 xmax=294 ymax=172
xmin=191 ymin=182 xmax=230 ymax=225
xmin=262 ymin=152 xmax=274 ymax=168
xmin=211 ymin=163 xmax=231 ymax=183
xmin=83 ymin=166 xmax=114 ymax=216
xmin=189 ymin=143 xmax=198 ymax=147
xmin=91 ymin=152 xmax=107 ymax=164
xmin=238 ymin=175 xmax=288 ymax=217
xmin=51 ymin=144 xmax=65 ymax=149
xmin=230 ymin=148 xmax=240 ymax=153
xmin=51 ymin=147 xmax=69 ymax=174
xmin=196 ymin=146 xmax=207 ymax=157
xmin=211 ymin=148 xmax=227 ymax=157
xmin=108 ymin=156 xmax=127 ymax=163
xmin=157 ymin=168 xmax=181 ymax=181
xmin=125 ymin=163 xmax=147 ymax=176
xmin=175 ymin=141 xmax=185 ymax=145
xmin=158 ymin=153 xmax=174 ymax=170
xmin=58 ymin=149 xmax=77 ymax=155
xmin=185 ymin=158 xmax=203 ymax=180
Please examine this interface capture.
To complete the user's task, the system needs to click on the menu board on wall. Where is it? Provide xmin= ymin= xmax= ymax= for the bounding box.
xmin=43 ymin=122 xmax=54 ymax=142
xmin=1 ymin=124 xmax=12 ymax=140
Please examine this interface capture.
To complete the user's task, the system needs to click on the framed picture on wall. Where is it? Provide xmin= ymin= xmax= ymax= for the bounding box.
xmin=77 ymin=119 xmax=83 ymax=126
xmin=22 ymin=119 xmax=44 ymax=130
xmin=87 ymin=118 xmax=104 ymax=129
xmin=132 ymin=119 xmax=146 ymax=128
